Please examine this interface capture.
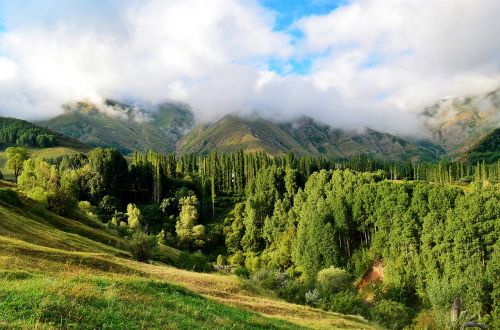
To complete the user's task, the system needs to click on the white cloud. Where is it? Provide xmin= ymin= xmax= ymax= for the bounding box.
xmin=0 ymin=0 xmax=498 ymax=133
xmin=297 ymin=0 xmax=500 ymax=116
xmin=0 ymin=0 xmax=291 ymax=119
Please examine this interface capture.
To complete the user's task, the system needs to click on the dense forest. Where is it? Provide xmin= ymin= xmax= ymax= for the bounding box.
xmin=0 ymin=117 xmax=57 ymax=148
xmin=5 ymin=147 xmax=500 ymax=329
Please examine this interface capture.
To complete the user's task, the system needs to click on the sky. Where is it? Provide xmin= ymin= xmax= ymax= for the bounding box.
xmin=0 ymin=0 xmax=499 ymax=133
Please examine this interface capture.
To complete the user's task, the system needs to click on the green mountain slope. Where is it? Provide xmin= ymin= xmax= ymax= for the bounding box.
xmin=178 ymin=115 xmax=444 ymax=161
xmin=467 ymin=128 xmax=500 ymax=163
xmin=423 ymin=87 xmax=500 ymax=158
xmin=41 ymin=100 xmax=194 ymax=154
xmin=0 ymin=116 xmax=89 ymax=152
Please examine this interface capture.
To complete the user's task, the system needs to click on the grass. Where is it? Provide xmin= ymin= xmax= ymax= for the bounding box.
xmin=0 ymin=273 xmax=304 ymax=329
xmin=0 ymin=189 xmax=376 ymax=329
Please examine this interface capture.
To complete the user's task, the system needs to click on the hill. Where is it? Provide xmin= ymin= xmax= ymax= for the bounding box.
xmin=467 ymin=128 xmax=500 ymax=163
xmin=0 ymin=116 xmax=89 ymax=152
xmin=0 ymin=188 xmax=374 ymax=329
xmin=178 ymin=115 xmax=444 ymax=161
xmin=41 ymin=99 xmax=195 ymax=154
xmin=423 ymin=87 xmax=500 ymax=159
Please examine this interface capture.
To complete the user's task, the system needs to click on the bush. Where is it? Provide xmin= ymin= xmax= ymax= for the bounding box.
xmin=231 ymin=251 xmax=245 ymax=266
xmin=234 ymin=266 xmax=250 ymax=279
xmin=305 ymin=289 xmax=319 ymax=306
xmin=129 ymin=231 xmax=157 ymax=262
xmin=426 ymin=278 xmax=463 ymax=309
xmin=412 ymin=309 xmax=441 ymax=330
xmin=316 ymin=267 xmax=353 ymax=298
xmin=371 ymin=299 xmax=414 ymax=330
xmin=177 ymin=251 xmax=211 ymax=272
xmin=278 ymin=277 xmax=308 ymax=304
xmin=216 ymin=254 xmax=227 ymax=266
xmin=251 ymin=269 xmax=278 ymax=290
xmin=325 ymin=291 xmax=368 ymax=316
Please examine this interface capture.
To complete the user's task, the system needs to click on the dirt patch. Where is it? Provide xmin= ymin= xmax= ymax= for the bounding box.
xmin=357 ymin=260 xmax=384 ymax=301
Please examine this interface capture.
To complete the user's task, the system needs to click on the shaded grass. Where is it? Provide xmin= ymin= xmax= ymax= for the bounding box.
xmin=0 ymin=193 xmax=127 ymax=255
xmin=0 ymin=272 xmax=303 ymax=329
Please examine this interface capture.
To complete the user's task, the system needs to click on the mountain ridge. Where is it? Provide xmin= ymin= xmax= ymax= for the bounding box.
xmin=39 ymin=99 xmax=195 ymax=154
xmin=22 ymin=86 xmax=500 ymax=161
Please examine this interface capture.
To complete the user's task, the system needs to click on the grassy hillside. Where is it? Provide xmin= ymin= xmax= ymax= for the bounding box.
xmin=41 ymin=100 xmax=194 ymax=155
xmin=178 ymin=115 xmax=443 ymax=161
xmin=0 ymin=189 xmax=374 ymax=329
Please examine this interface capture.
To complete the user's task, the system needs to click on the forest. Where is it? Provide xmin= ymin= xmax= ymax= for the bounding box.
xmin=0 ymin=117 xmax=56 ymax=148
xmin=4 ymin=146 xmax=500 ymax=329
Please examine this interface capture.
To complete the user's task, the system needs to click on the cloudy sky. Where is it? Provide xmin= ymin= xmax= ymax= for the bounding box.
xmin=0 ymin=0 xmax=499 ymax=132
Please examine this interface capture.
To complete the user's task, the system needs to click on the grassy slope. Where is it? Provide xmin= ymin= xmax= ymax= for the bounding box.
xmin=41 ymin=101 xmax=195 ymax=155
xmin=0 ymin=189 xmax=374 ymax=329
xmin=42 ymin=110 xmax=176 ymax=154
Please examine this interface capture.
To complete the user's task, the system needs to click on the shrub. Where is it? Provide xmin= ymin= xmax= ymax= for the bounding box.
xmin=251 ymin=269 xmax=278 ymax=290
xmin=177 ymin=251 xmax=211 ymax=272
xmin=216 ymin=254 xmax=227 ymax=266
xmin=234 ymin=266 xmax=250 ymax=279
xmin=244 ymin=253 xmax=260 ymax=272
xmin=231 ymin=251 xmax=245 ymax=266
xmin=278 ymin=277 xmax=308 ymax=304
xmin=129 ymin=231 xmax=157 ymax=262
xmin=371 ymin=299 xmax=414 ymax=330
xmin=316 ymin=267 xmax=353 ymax=298
xmin=325 ymin=291 xmax=368 ymax=316
xmin=305 ymin=289 xmax=319 ymax=306
xmin=412 ymin=309 xmax=441 ymax=330
xmin=99 ymin=195 xmax=118 ymax=221
xmin=426 ymin=278 xmax=463 ymax=309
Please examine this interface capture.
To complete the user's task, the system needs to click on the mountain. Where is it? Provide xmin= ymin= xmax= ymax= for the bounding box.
xmin=178 ymin=115 xmax=444 ymax=161
xmin=467 ymin=128 xmax=500 ymax=163
xmin=423 ymin=88 xmax=500 ymax=159
xmin=39 ymin=88 xmax=500 ymax=161
xmin=0 ymin=116 xmax=89 ymax=152
xmin=41 ymin=100 xmax=195 ymax=154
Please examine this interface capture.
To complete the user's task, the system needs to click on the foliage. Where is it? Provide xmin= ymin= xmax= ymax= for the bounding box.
xmin=126 ymin=203 xmax=142 ymax=230
xmin=17 ymin=158 xmax=77 ymax=214
xmin=129 ymin=231 xmax=157 ymax=262
xmin=370 ymin=299 xmax=414 ymax=330
xmin=234 ymin=266 xmax=251 ymax=279
xmin=0 ymin=117 xmax=56 ymax=148
xmin=87 ymin=148 xmax=128 ymax=203
xmin=325 ymin=291 xmax=367 ymax=316
xmin=4 ymin=147 xmax=30 ymax=181
xmin=175 ymin=196 xmax=205 ymax=249
xmin=316 ymin=267 xmax=353 ymax=297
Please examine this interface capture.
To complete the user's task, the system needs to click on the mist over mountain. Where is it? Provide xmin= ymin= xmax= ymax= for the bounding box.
xmin=40 ymin=99 xmax=194 ymax=154
xmin=422 ymin=87 xmax=500 ymax=158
